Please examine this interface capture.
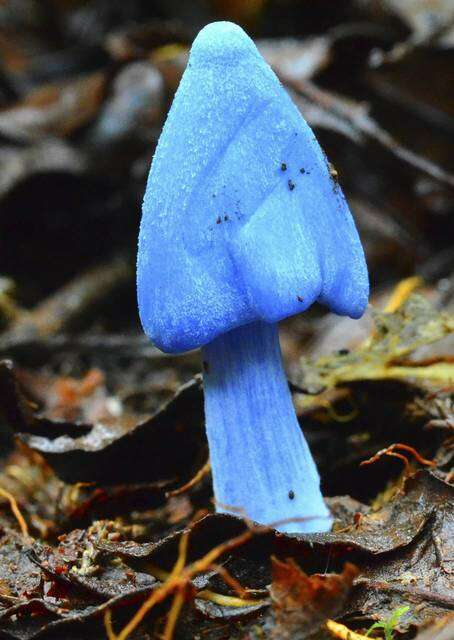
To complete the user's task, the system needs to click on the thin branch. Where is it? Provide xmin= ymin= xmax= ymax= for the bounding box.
xmin=287 ymin=77 xmax=454 ymax=188
xmin=0 ymin=486 xmax=31 ymax=540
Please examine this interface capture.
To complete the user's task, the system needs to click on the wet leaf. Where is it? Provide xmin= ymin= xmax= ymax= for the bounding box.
xmin=344 ymin=472 xmax=453 ymax=628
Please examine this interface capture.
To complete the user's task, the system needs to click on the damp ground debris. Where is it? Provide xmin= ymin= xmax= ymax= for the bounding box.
xmin=0 ymin=1 xmax=453 ymax=639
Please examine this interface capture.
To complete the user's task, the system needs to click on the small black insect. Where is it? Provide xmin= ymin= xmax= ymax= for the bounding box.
xmin=288 ymin=490 xmax=295 ymax=500
xmin=281 ymin=162 xmax=287 ymax=172
xmin=338 ymin=348 xmax=350 ymax=356
xmin=300 ymin=168 xmax=305 ymax=174
xmin=297 ymin=295 xmax=304 ymax=302
xmin=224 ymin=215 xmax=229 ymax=221
xmin=288 ymin=180 xmax=295 ymax=191
xmin=216 ymin=216 xmax=222 ymax=224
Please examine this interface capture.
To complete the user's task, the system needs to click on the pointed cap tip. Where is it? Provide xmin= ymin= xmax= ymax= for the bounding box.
xmin=191 ymin=21 xmax=258 ymax=64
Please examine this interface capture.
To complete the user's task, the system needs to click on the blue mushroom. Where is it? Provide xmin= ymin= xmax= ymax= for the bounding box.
xmin=137 ymin=22 xmax=369 ymax=533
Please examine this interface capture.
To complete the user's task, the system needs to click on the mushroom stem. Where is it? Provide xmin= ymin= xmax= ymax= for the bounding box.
xmin=202 ymin=321 xmax=332 ymax=533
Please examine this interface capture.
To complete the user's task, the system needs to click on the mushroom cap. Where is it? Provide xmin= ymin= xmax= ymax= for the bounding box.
xmin=137 ymin=22 xmax=369 ymax=353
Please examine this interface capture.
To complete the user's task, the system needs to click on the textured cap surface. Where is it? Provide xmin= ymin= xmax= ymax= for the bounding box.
xmin=137 ymin=22 xmax=369 ymax=353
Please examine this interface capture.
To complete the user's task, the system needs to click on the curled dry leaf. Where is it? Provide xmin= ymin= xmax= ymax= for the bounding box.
xmin=0 ymin=360 xmax=206 ymax=487
xmin=270 ymin=559 xmax=358 ymax=639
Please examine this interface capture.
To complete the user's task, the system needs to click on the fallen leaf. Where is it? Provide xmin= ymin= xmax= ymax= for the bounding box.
xmin=269 ymin=560 xmax=358 ymax=639
xmin=295 ymin=295 xmax=454 ymax=394
xmin=0 ymin=361 xmax=206 ymax=487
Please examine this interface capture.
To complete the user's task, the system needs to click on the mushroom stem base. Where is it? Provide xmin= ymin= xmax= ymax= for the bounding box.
xmin=201 ymin=321 xmax=332 ymax=534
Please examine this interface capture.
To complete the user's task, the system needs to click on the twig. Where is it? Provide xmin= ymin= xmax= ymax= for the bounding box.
xmin=326 ymin=619 xmax=370 ymax=640
xmin=107 ymin=525 xmax=269 ymax=640
xmin=205 ymin=563 xmax=247 ymax=598
xmin=355 ymin=579 xmax=454 ymax=609
xmin=385 ymin=451 xmax=411 ymax=473
xmin=0 ymin=486 xmax=31 ymax=540
xmin=287 ymin=78 xmax=454 ymax=188
xmin=2 ymin=256 xmax=133 ymax=343
xmin=196 ymin=590 xmax=267 ymax=607
xmin=360 ymin=443 xmax=435 ymax=475
xmin=383 ymin=276 xmax=423 ymax=313
xmin=369 ymin=13 xmax=454 ymax=68
xmin=104 ymin=609 xmax=116 ymax=640
xmin=110 ymin=533 xmax=191 ymax=640
xmin=162 ymin=590 xmax=186 ymax=640
xmin=394 ymin=444 xmax=436 ymax=467
xmin=0 ymin=334 xmax=170 ymax=360
xmin=166 ymin=460 xmax=211 ymax=498
xmin=148 ymin=556 xmax=259 ymax=603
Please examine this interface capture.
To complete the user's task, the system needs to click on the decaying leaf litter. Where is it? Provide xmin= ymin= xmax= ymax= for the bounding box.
xmin=0 ymin=1 xmax=453 ymax=638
